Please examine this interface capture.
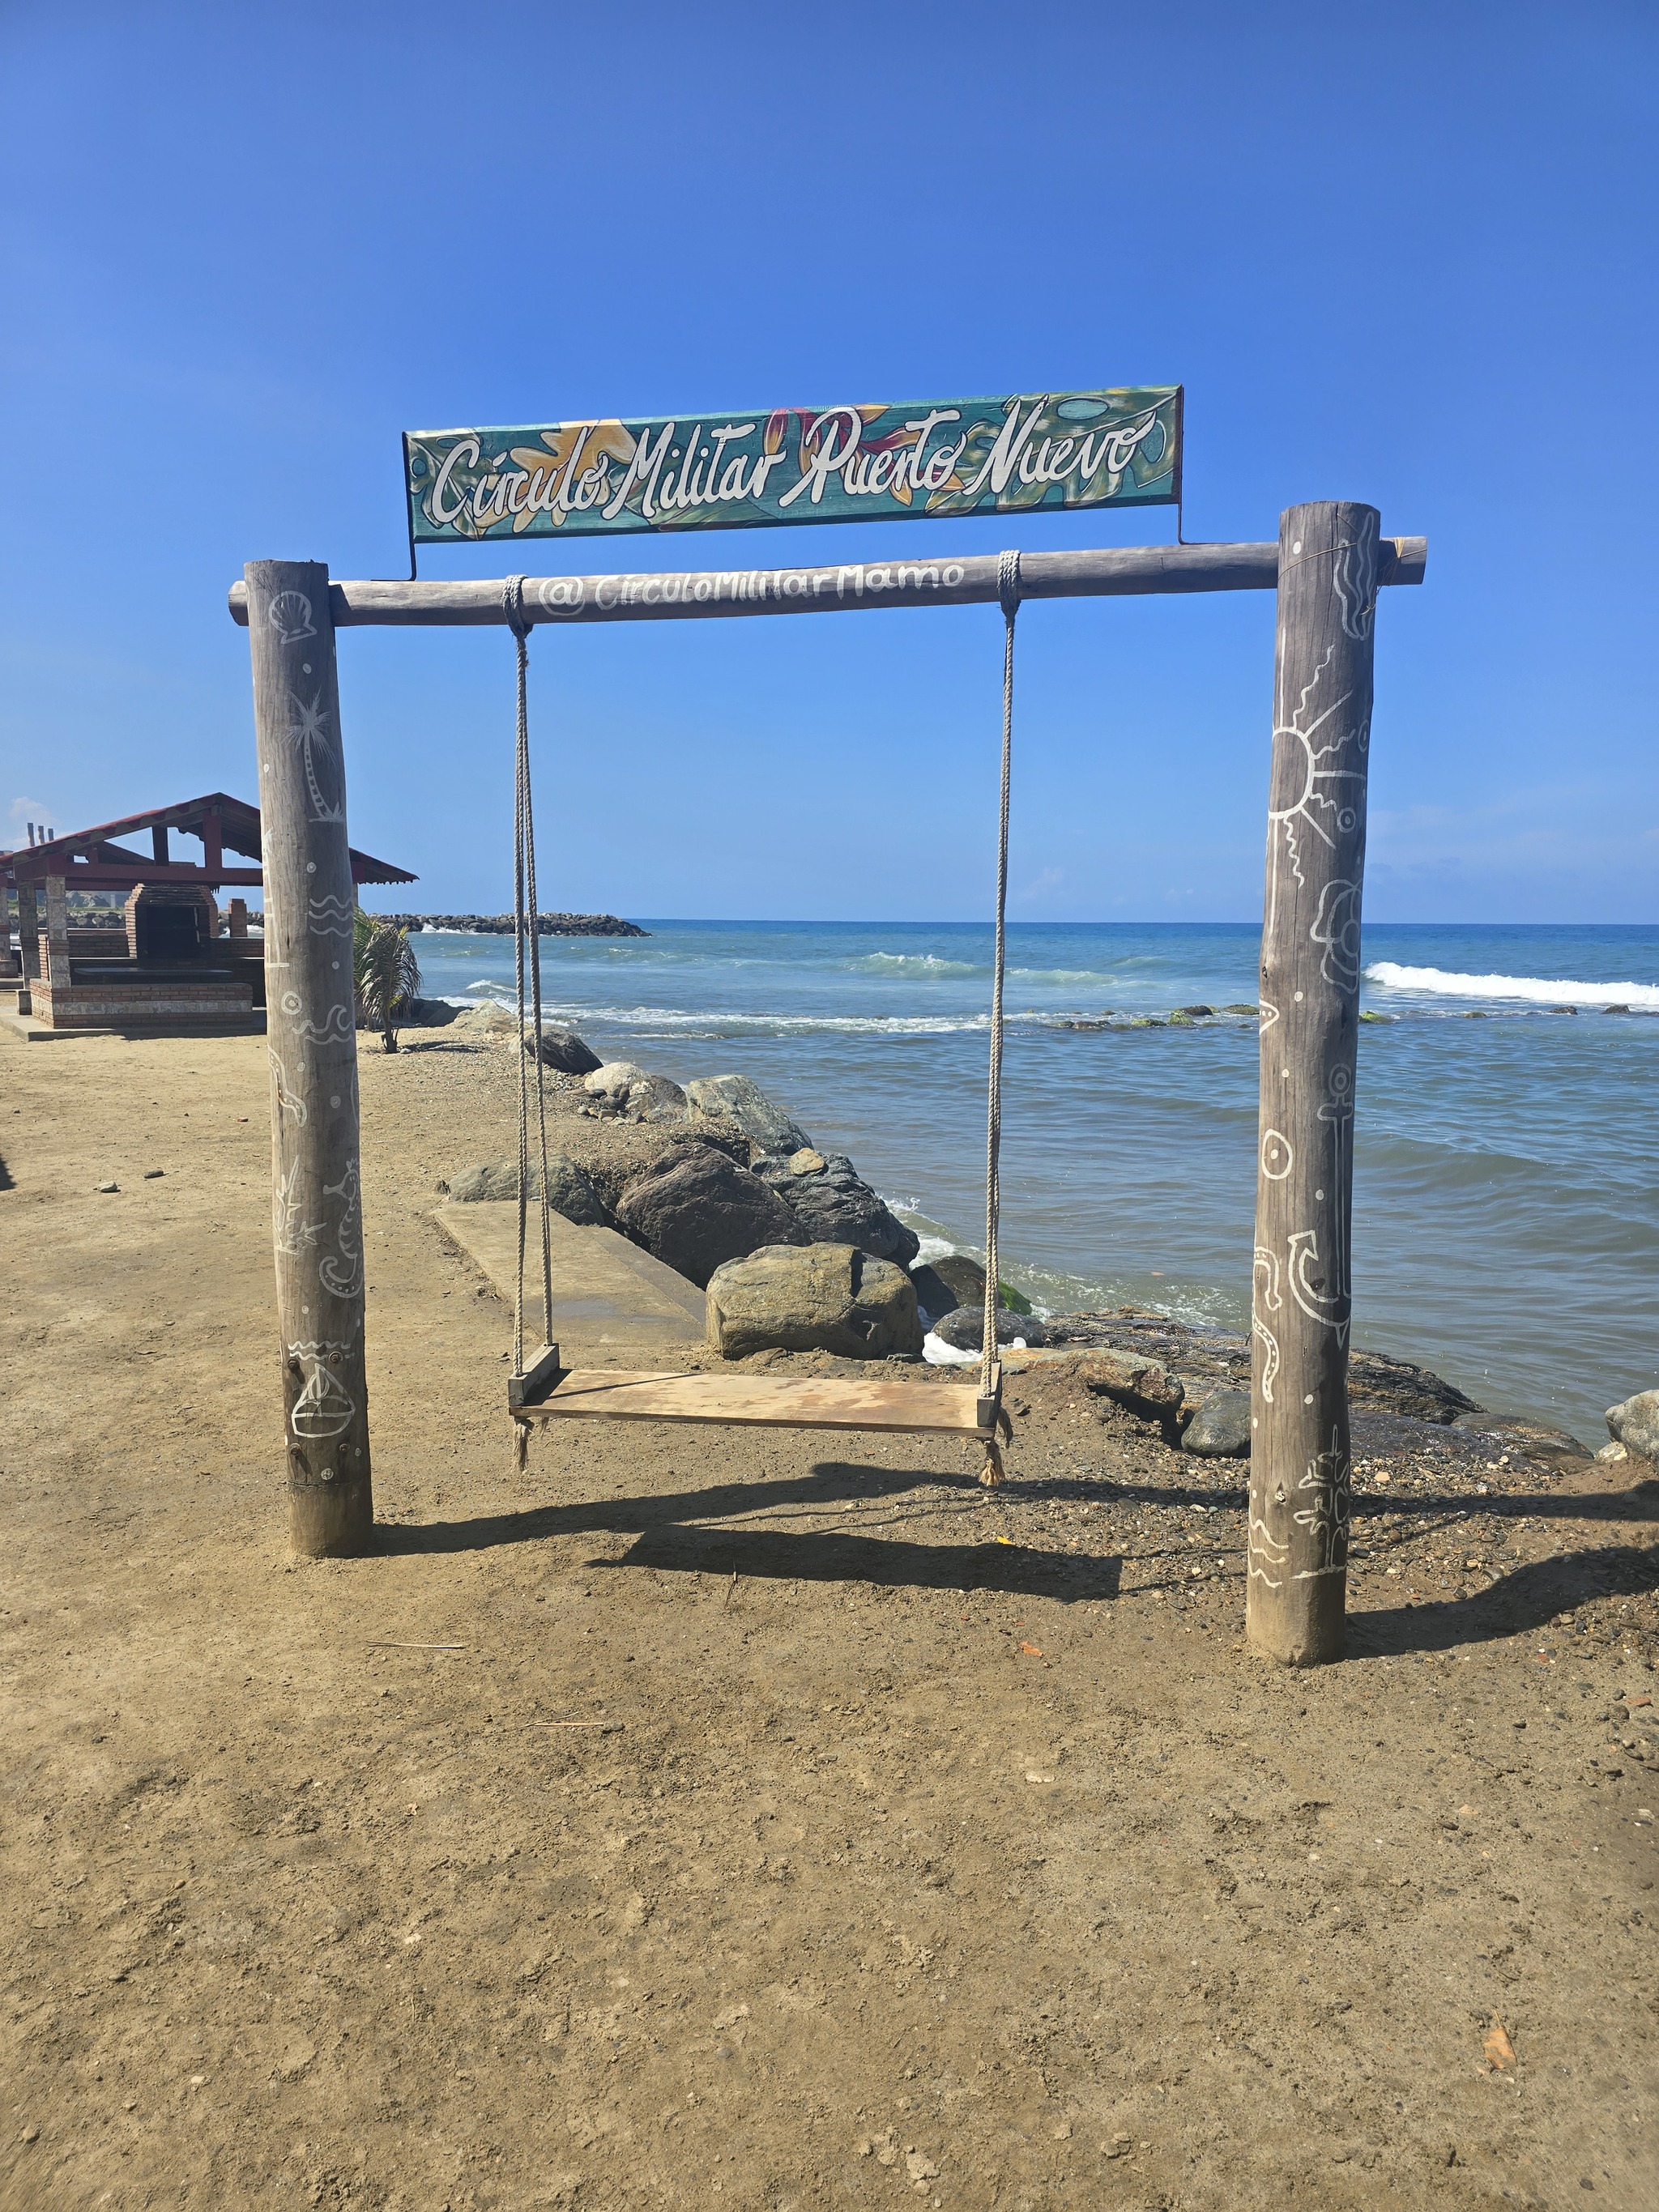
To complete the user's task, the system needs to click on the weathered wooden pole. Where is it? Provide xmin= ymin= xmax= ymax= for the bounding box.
xmin=1247 ymin=502 xmax=1380 ymax=1665
xmin=244 ymin=560 xmax=373 ymax=1557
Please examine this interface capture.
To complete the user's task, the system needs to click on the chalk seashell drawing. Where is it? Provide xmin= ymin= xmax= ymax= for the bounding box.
xmin=269 ymin=590 xmax=316 ymax=646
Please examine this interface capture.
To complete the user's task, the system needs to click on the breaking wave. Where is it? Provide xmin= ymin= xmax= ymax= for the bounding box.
xmin=1366 ymin=962 xmax=1659 ymax=1010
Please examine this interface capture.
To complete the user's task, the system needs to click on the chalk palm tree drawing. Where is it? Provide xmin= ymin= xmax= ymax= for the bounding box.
xmin=285 ymin=691 xmax=343 ymax=823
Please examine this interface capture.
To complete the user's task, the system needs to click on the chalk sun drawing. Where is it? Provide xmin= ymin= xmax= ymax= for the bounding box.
xmin=1265 ymin=644 xmax=1368 ymax=933
xmin=1260 ymin=1129 xmax=1294 ymax=1180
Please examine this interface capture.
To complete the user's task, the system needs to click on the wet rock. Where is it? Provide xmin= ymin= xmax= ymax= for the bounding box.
xmin=1450 ymin=1413 xmax=1592 ymax=1469
xmin=1606 ymin=1390 xmax=1659 ymax=1464
xmin=684 ymin=1074 xmax=811 ymax=1156
xmin=446 ymin=1153 xmax=608 ymax=1225
xmin=931 ymin=1304 xmax=1047 ymax=1352
xmin=706 ymin=1242 xmax=923 ymax=1361
xmin=756 ymin=1149 xmax=919 ymax=1268
xmin=614 ymin=1142 xmax=808 ymax=1289
xmin=1182 ymin=1387 xmax=1252 ymax=1456
xmin=911 ymin=1252 xmax=987 ymax=1320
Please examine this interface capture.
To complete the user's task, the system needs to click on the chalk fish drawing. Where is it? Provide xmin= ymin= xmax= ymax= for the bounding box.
xmin=319 ymin=1157 xmax=363 ymax=1299
xmin=284 ymin=690 xmax=344 ymax=823
xmin=268 ymin=590 xmax=317 ymax=646
xmin=1292 ymin=1430 xmax=1350 ymax=1579
xmin=1310 ymin=877 xmax=1363 ymax=990
xmin=268 ymin=1048 xmax=306 ymax=1124
xmin=287 ymin=1342 xmax=356 ymax=1440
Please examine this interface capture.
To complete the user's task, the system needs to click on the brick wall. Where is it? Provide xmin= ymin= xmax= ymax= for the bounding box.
xmin=32 ymin=978 xmax=255 ymax=1029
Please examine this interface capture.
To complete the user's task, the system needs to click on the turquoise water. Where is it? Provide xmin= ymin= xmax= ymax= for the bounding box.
xmin=403 ymin=919 xmax=1659 ymax=1443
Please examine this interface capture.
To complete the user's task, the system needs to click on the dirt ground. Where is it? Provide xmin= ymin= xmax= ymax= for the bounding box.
xmin=2 ymin=1020 xmax=1657 ymax=2212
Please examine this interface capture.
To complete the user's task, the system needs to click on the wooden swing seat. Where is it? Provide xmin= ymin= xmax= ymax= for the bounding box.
xmin=510 ymin=1351 xmax=1003 ymax=1438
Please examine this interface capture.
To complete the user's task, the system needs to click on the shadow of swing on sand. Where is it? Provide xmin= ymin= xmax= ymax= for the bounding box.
xmin=373 ymin=1459 xmax=1122 ymax=1602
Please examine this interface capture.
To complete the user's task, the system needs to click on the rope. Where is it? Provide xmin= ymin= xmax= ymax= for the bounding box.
xmin=979 ymin=550 xmax=1020 ymax=1484
xmin=505 ymin=576 xmax=555 ymax=1417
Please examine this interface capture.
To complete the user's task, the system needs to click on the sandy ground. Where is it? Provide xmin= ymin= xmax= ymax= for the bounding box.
xmin=2 ymin=1016 xmax=1657 ymax=2212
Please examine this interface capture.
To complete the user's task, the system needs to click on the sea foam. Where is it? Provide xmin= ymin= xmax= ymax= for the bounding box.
xmin=1366 ymin=962 xmax=1659 ymax=1010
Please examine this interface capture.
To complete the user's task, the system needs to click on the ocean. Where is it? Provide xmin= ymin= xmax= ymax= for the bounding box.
xmin=405 ymin=920 xmax=1659 ymax=1445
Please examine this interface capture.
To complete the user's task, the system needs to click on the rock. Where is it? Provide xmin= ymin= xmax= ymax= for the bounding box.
xmin=625 ymin=1072 xmax=690 ymax=1123
xmin=614 ymin=1142 xmax=808 ymax=1288
xmin=1182 ymin=1387 xmax=1252 ymax=1456
xmin=446 ymin=1153 xmax=608 ymax=1225
xmin=1349 ymin=1350 xmax=1481 ymax=1425
xmin=1450 ymin=1413 xmax=1591 ymax=1468
xmin=1598 ymin=1441 xmax=1630 ymax=1464
xmin=706 ymin=1242 xmax=922 ymax=1360
xmin=524 ymin=1023 xmax=602 ymax=1075
xmin=684 ymin=1074 xmax=811 ymax=1155
xmin=910 ymin=1264 xmax=964 ymax=1322
xmin=451 ymin=998 xmax=518 ymax=1037
xmin=931 ymin=1304 xmax=1047 ymax=1352
xmin=95 ymin=1181 xmax=119 ymax=1194
xmin=755 ymin=1150 xmax=919 ymax=1268
xmin=403 ymin=995 xmax=460 ymax=1028
xmin=582 ymin=1060 xmax=648 ymax=1114
xmin=1606 ymin=1390 xmax=1659 ymax=1463
xmin=1077 ymin=1348 xmax=1183 ymax=1421
xmin=925 ymin=1253 xmax=988 ymax=1311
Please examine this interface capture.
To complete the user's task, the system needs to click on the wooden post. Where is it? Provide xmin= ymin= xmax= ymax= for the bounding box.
xmin=1247 ymin=502 xmax=1380 ymax=1665
xmin=244 ymin=559 xmax=373 ymax=1557
xmin=43 ymin=875 xmax=70 ymax=988
xmin=16 ymin=881 xmax=40 ymax=1010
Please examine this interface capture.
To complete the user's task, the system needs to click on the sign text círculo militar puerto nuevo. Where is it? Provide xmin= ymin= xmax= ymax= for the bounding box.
xmin=404 ymin=388 xmax=1181 ymax=545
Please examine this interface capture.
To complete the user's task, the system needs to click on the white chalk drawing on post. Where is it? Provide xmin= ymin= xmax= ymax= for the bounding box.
xmin=1292 ymin=1429 xmax=1351 ymax=1580
xmin=1251 ymin=1244 xmax=1282 ymax=1404
xmin=307 ymin=893 xmax=354 ymax=937
xmin=268 ymin=1048 xmax=306 ymax=1124
xmin=319 ymin=1157 xmax=363 ymax=1299
xmin=1264 ymin=645 xmax=1368 ymax=933
xmin=268 ymin=590 xmax=316 ymax=645
xmin=284 ymin=690 xmax=344 ymax=823
xmin=287 ymin=1341 xmax=356 ymax=1440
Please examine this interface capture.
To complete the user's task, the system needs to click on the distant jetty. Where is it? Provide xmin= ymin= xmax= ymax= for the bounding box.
xmin=379 ymin=913 xmax=649 ymax=939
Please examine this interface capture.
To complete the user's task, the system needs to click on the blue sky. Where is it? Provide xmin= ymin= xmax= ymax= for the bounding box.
xmin=2 ymin=1 xmax=1653 ymax=922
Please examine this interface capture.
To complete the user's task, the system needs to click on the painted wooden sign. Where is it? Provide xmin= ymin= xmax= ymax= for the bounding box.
xmin=404 ymin=387 xmax=1181 ymax=545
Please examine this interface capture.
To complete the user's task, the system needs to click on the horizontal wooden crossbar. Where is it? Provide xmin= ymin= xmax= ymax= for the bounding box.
xmin=229 ymin=537 xmax=1426 ymax=631
xmin=509 ymin=1366 xmax=998 ymax=1435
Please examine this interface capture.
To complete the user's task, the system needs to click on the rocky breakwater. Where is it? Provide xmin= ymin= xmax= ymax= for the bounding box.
xmin=380 ymin=912 xmax=648 ymax=937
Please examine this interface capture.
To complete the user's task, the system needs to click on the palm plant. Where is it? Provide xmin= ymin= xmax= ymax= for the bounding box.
xmin=353 ymin=911 xmax=421 ymax=1052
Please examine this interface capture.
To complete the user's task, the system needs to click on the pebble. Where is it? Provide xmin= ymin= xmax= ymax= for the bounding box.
xmin=95 ymin=1181 xmax=118 ymax=1194
xmin=143 ymin=1168 xmax=164 ymax=1179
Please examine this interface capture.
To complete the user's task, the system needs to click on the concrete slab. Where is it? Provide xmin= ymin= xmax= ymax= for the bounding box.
xmin=434 ymin=1201 xmax=706 ymax=1357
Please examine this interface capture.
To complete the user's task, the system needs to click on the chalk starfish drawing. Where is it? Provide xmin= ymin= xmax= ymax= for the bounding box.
xmin=285 ymin=690 xmax=343 ymax=823
xmin=1265 ymin=645 xmax=1368 ymax=934
xmin=319 ymin=1158 xmax=363 ymax=1299
xmin=287 ymin=1342 xmax=356 ymax=1440
xmin=1292 ymin=1429 xmax=1350 ymax=1580
xmin=273 ymin=1158 xmax=324 ymax=1258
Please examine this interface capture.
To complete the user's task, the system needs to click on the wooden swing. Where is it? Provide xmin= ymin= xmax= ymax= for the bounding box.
xmin=502 ymin=559 xmax=1026 ymax=1482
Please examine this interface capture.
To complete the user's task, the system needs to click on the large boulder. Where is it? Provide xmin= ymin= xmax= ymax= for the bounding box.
xmin=756 ymin=1148 xmax=919 ymax=1268
xmin=1606 ymin=1390 xmax=1659 ymax=1463
xmin=613 ymin=1142 xmax=808 ymax=1288
xmin=446 ymin=1153 xmax=608 ymax=1225
xmin=706 ymin=1242 xmax=923 ymax=1361
xmin=524 ymin=1023 xmax=602 ymax=1074
xmin=453 ymin=999 xmax=518 ymax=1038
xmin=684 ymin=1074 xmax=811 ymax=1156
xmin=1181 ymin=1387 xmax=1252 ymax=1457
xmin=910 ymin=1251 xmax=987 ymax=1321
xmin=1077 ymin=1348 xmax=1184 ymax=1423
xmin=582 ymin=1062 xmax=688 ymax=1123
xmin=931 ymin=1304 xmax=1047 ymax=1352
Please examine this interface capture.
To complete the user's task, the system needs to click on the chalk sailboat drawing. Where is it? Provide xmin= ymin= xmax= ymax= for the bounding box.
xmin=288 ymin=1343 xmax=356 ymax=1440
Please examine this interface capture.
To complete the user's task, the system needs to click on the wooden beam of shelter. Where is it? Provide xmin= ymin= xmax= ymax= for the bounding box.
xmin=228 ymin=538 xmax=1427 ymax=631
